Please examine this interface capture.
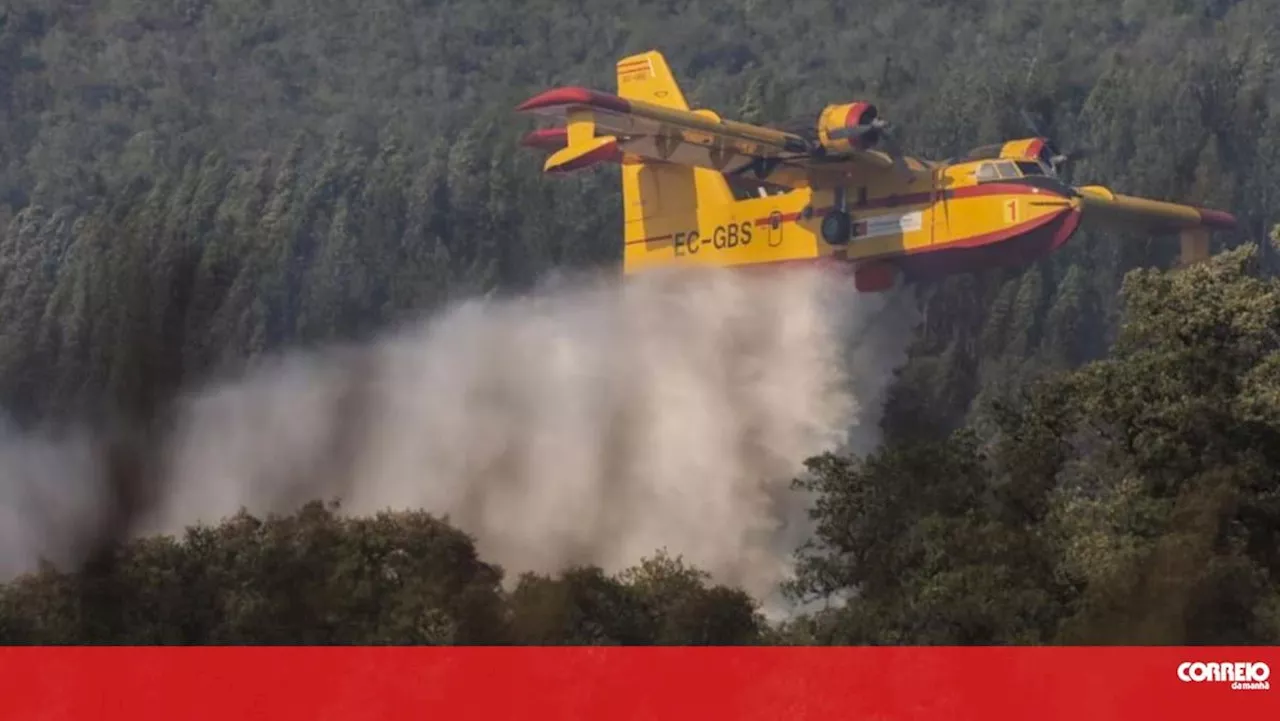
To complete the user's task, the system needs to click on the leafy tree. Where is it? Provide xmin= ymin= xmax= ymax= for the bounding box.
xmin=0 ymin=507 xmax=765 ymax=645
xmin=790 ymin=246 xmax=1280 ymax=644
xmin=0 ymin=0 xmax=1278 ymax=646
xmin=0 ymin=502 xmax=509 ymax=644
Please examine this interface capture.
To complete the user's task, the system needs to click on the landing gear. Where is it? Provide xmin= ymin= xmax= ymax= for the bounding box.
xmin=822 ymin=211 xmax=851 ymax=245
xmin=822 ymin=187 xmax=853 ymax=245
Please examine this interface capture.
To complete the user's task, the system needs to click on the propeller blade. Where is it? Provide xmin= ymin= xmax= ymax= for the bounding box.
xmin=826 ymin=127 xmax=869 ymax=141
xmin=1066 ymin=146 xmax=1092 ymax=161
xmin=1020 ymin=107 xmax=1093 ymax=176
xmin=1020 ymin=109 xmax=1045 ymax=137
xmin=879 ymin=127 xmax=912 ymax=180
xmin=1021 ymin=109 xmax=1064 ymax=154
xmin=826 ymin=118 xmax=889 ymax=141
xmin=820 ymin=117 xmax=912 ymax=180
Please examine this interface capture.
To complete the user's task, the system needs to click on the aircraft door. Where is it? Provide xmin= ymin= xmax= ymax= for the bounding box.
xmin=767 ymin=209 xmax=783 ymax=248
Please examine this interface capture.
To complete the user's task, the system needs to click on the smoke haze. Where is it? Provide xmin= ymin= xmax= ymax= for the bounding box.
xmin=1 ymin=265 xmax=918 ymax=600
xmin=0 ymin=420 xmax=107 ymax=580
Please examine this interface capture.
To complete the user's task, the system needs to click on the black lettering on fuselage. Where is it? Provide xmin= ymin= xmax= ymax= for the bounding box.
xmin=673 ymin=229 xmax=700 ymax=256
xmin=674 ymin=222 xmax=753 ymax=256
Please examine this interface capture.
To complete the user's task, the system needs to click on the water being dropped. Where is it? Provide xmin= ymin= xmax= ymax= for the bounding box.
xmin=4 ymin=264 xmax=919 ymax=601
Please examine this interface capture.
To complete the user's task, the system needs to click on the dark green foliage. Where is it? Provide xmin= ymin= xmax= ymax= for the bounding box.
xmin=786 ymin=433 xmax=1067 ymax=644
xmin=3 ymin=249 xmax=1279 ymax=644
xmin=1 ymin=0 xmax=1276 ymax=427
xmin=788 ymin=247 xmax=1280 ymax=644
xmin=0 ymin=0 xmax=1277 ymax=644
xmin=0 ymin=507 xmax=765 ymax=645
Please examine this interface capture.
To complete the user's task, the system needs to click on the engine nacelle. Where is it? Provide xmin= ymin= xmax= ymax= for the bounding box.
xmin=816 ymin=102 xmax=880 ymax=154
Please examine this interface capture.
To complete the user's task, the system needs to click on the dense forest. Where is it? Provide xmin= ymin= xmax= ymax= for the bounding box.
xmin=1 ymin=0 xmax=1279 ymax=643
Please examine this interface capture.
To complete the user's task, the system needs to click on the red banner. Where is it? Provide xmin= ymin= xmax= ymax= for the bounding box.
xmin=1 ymin=647 xmax=1275 ymax=720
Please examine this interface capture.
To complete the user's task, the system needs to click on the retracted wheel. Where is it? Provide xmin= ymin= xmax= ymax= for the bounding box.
xmin=821 ymin=210 xmax=851 ymax=245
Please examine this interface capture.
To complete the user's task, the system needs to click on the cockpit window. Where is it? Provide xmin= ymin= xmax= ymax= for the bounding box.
xmin=1015 ymin=161 xmax=1043 ymax=176
xmin=975 ymin=162 xmax=999 ymax=182
xmin=995 ymin=161 xmax=1019 ymax=179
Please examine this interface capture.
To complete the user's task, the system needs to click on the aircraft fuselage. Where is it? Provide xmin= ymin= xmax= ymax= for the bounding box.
xmin=622 ymin=154 xmax=1082 ymax=291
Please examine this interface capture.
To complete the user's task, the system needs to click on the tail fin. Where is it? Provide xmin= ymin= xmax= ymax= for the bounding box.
xmin=615 ymin=51 xmax=689 ymax=110
xmin=615 ymin=51 xmax=735 ymax=272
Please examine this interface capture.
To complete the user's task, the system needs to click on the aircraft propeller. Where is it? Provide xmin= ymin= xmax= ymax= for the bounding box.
xmin=826 ymin=117 xmax=890 ymax=142
xmin=1019 ymin=109 xmax=1090 ymax=175
xmin=827 ymin=118 xmax=911 ymax=179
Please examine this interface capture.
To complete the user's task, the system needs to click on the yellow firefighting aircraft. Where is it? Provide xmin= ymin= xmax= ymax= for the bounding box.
xmin=516 ymin=50 xmax=1237 ymax=292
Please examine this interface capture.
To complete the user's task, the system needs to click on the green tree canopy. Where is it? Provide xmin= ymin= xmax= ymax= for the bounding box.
xmin=0 ymin=505 xmax=766 ymax=645
xmin=789 ymin=245 xmax=1280 ymax=644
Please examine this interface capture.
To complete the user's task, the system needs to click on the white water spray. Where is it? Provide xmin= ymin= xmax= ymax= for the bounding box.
xmin=2 ymin=265 xmax=918 ymax=599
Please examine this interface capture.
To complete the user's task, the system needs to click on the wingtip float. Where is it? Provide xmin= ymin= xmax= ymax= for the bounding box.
xmin=516 ymin=50 xmax=1239 ymax=292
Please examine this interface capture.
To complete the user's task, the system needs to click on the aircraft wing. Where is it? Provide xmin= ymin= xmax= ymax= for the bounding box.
xmin=515 ymin=86 xmax=897 ymax=187
xmin=1075 ymin=185 xmax=1237 ymax=264
xmin=1076 ymin=185 xmax=1237 ymax=232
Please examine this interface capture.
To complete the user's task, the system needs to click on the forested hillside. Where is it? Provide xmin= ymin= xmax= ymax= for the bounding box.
xmin=1 ymin=0 xmax=1278 ymax=643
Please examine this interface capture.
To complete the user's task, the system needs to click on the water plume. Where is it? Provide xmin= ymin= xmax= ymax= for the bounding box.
xmin=4 ymin=265 xmax=919 ymax=600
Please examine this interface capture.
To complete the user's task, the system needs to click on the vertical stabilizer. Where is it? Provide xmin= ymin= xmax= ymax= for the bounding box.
xmin=615 ymin=51 xmax=689 ymax=110
xmin=615 ymin=51 xmax=734 ymax=272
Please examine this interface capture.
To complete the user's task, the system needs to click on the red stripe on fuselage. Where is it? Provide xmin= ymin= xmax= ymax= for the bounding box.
xmin=627 ymin=183 xmax=1075 ymax=255
xmin=895 ymin=205 xmax=1081 ymax=281
xmin=742 ymin=182 xmax=1064 ymax=229
xmin=626 ymin=233 xmax=673 ymax=246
